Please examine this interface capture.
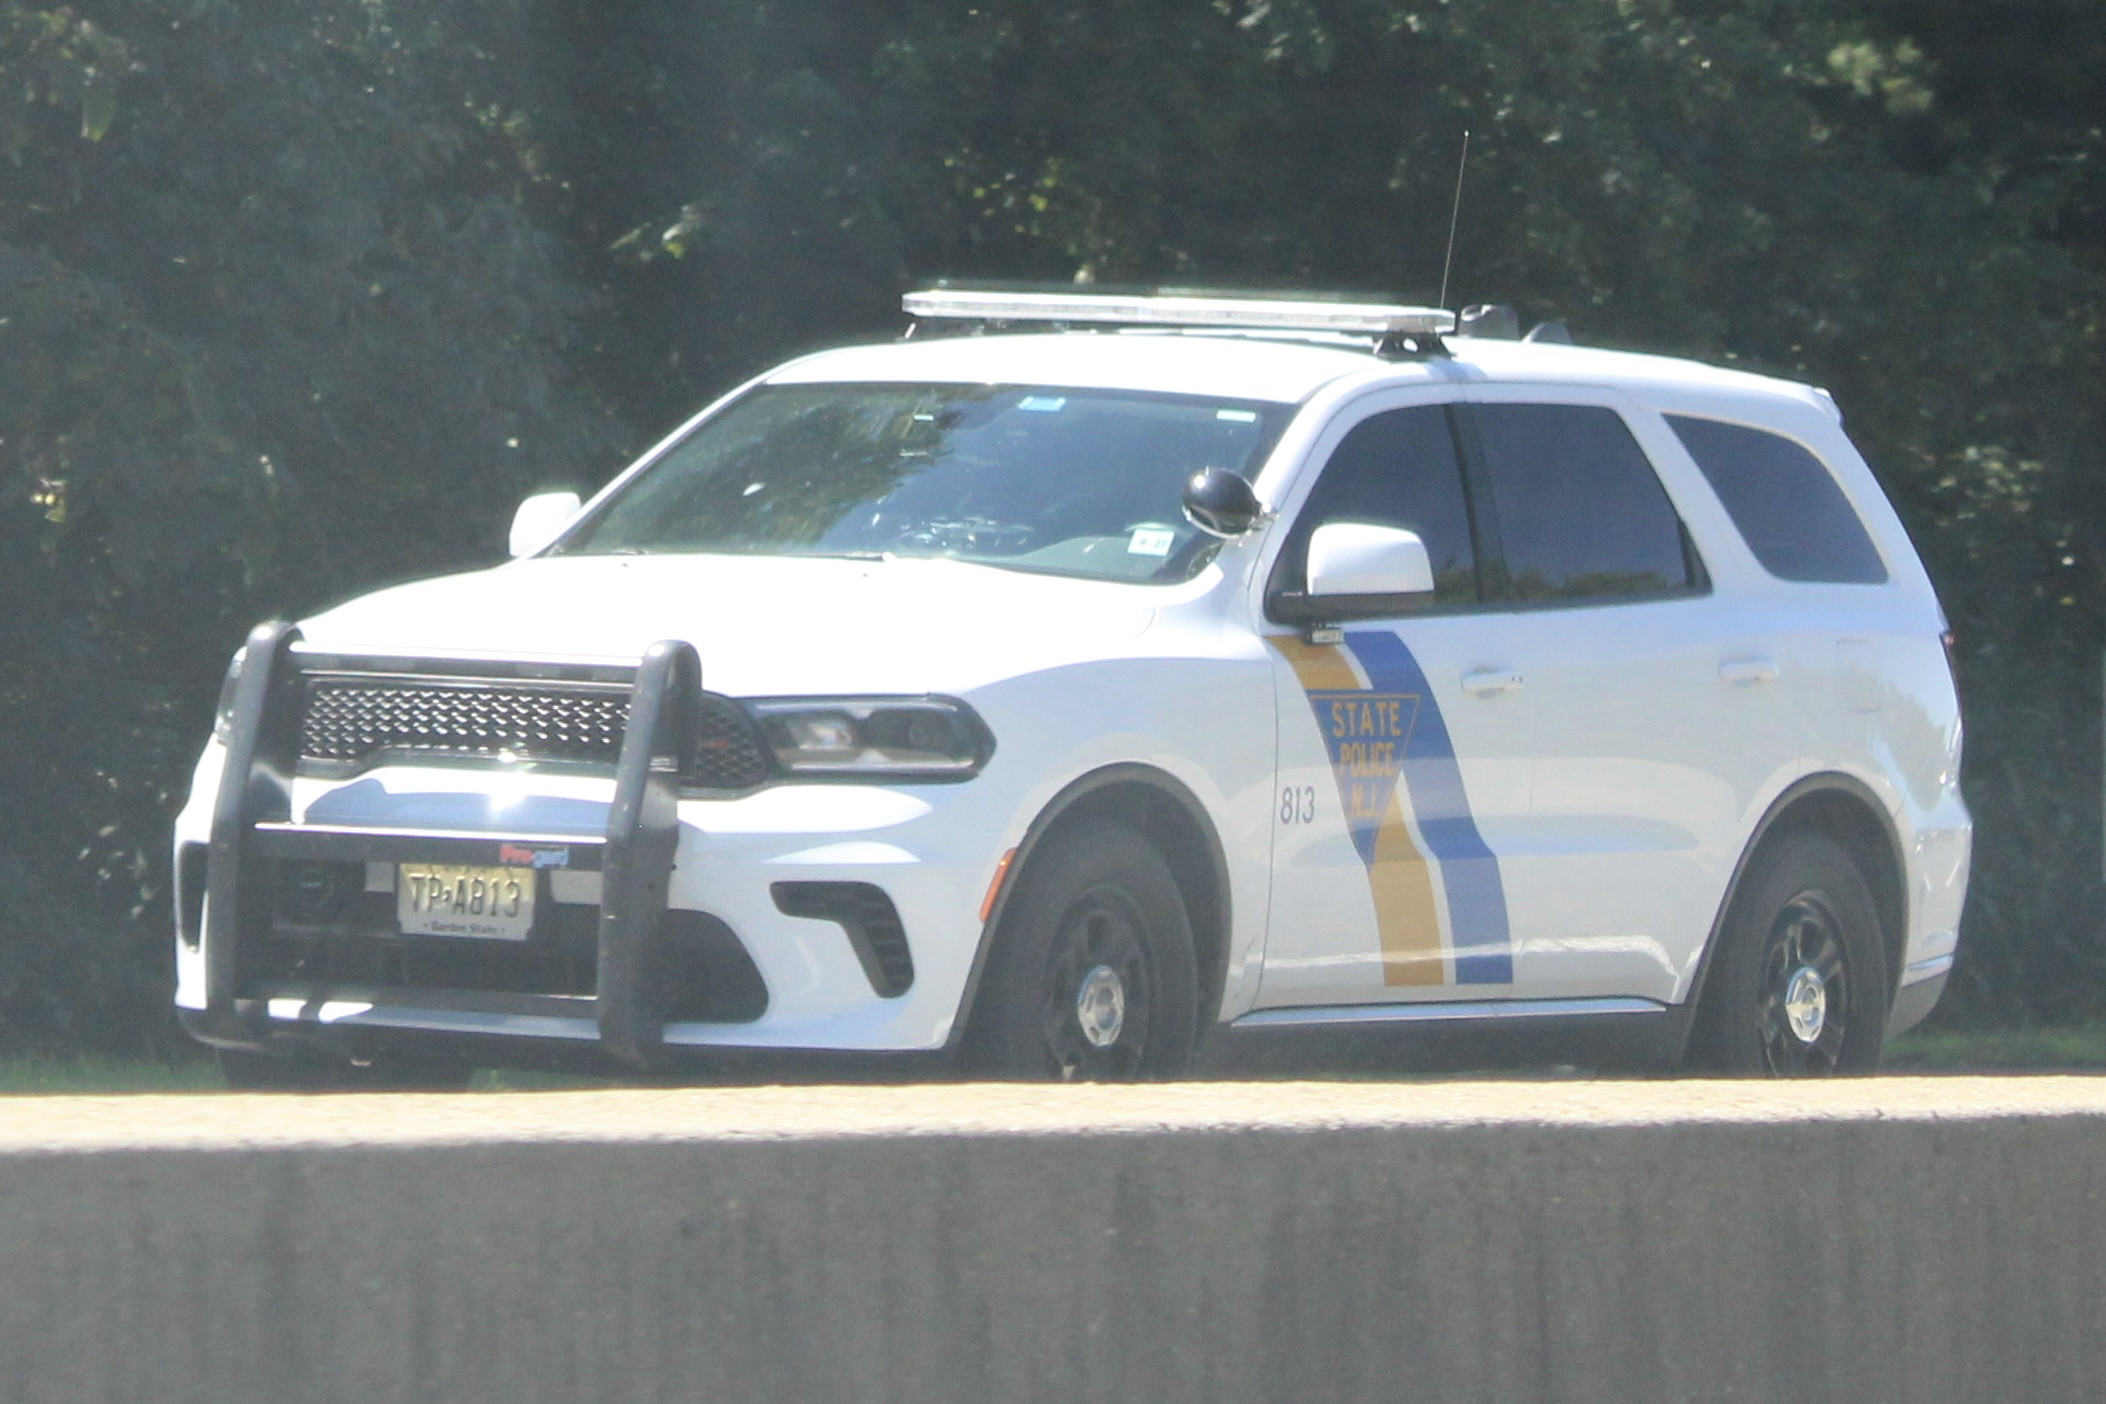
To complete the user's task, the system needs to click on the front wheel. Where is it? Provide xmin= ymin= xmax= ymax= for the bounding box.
xmin=964 ymin=823 xmax=1198 ymax=1081
xmin=1690 ymin=833 xmax=1890 ymax=1076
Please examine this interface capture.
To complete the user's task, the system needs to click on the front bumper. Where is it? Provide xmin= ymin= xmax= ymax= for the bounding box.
xmin=174 ymin=625 xmax=996 ymax=1066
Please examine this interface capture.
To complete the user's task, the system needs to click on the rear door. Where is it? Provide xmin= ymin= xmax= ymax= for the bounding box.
xmin=1454 ymin=386 xmax=1779 ymax=1003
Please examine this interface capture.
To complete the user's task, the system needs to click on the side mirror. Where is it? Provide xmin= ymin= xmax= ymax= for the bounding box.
xmin=1182 ymin=468 xmax=1263 ymax=537
xmin=1307 ymin=522 xmax=1435 ymax=597
xmin=508 ymin=490 xmax=582 ymax=558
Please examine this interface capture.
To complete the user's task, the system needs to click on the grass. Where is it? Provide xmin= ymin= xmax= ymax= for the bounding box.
xmin=0 ymin=1054 xmax=227 ymax=1095
xmin=0 ymin=1026 xmax=2101 ymax=1094
xmin=1883 ymin=1024 xmax=2106 ymax=1071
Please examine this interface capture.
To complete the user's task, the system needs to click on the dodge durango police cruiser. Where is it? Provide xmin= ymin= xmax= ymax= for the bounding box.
xmin=173 ymin=288 xmax=1970 ymax=1086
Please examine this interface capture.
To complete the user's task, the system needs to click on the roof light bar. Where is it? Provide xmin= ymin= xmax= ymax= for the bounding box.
xmin=903 ymin=289 xmax=1456 ymax=337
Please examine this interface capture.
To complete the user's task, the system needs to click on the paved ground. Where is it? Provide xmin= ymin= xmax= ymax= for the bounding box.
xmin=4 ymin=1072 xmax=2104 ymax=1150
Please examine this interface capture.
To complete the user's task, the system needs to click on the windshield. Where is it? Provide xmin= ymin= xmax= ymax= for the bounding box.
xmin=556 ymin=383 xmax=1290 ymax=583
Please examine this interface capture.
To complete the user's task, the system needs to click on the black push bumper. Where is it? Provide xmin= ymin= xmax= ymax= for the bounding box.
xmin=190 ymin=622 xmax=703 ymax=1067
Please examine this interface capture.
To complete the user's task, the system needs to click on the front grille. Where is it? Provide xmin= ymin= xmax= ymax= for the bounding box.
xmin=247 ymin=859 xmax=769 ymax=1021
xmin=298 ymin=676 xmax=775 ymax=789
xmin=692 ymin=697 xmax=777 ymax=790
xmin=302 ymin=678 xmax=628 ymax=766
xmin=252 ymin=858 xmax=598 ymax=997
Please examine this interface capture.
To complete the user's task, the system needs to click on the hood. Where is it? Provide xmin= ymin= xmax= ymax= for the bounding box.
xmin=297 ymin=554 xmax=1169 ymax=695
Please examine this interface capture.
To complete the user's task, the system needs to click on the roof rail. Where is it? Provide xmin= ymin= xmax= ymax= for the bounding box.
xmin=902 ymin=288 xmax=1456 ymax=338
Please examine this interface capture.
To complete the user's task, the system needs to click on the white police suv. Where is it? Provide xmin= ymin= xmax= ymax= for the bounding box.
xmin=172 ymin=289 xmax=1969 ymax=1085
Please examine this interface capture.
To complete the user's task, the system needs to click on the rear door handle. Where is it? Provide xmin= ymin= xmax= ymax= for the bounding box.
xmin=1461 ymin=668 xmax=1523 ymax=697
xmin=1717 ymin=656 xmax=1779 ymax=685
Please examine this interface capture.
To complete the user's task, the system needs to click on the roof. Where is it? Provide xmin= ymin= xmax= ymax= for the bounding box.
xmin=763 ymin=325 xmax=1833 ymax=419
xmin=764 ymin=329 xmax=1383 ymax=404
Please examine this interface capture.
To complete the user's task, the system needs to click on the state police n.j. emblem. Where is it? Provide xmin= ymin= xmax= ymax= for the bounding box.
xmin=1273 ymin=632 xmax=1513 ymax=986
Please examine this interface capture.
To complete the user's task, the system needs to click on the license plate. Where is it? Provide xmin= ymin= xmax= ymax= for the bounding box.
xmin=397 ymin=863 xmax=535 ymax=941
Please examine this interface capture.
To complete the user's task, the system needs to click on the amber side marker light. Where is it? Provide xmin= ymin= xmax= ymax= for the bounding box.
xmin=980 ymin=848 xmax=1018 ymax=925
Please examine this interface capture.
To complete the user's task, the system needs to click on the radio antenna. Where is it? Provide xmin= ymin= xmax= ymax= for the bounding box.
xmin=1436 ymin=129 xmax=1471 ymax=312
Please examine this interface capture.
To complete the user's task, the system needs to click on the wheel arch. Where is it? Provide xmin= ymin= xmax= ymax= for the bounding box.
xmin=1682 ymin=772 xmax=1909 ymax=1045
xmin=947 ymin=763 xmax=1233 ymax=1052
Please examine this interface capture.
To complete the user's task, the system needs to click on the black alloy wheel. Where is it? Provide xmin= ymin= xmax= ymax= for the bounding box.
xmin=1040 ymin=882 xmax=1156 ymax=1080
xmin=1690 ymin=832 xmax=1889 ymax=1076
xmin=966 ymin=822 xmax=1198 ymax=1081
xmin=1754 ymin=892 xmax=1851 ymax=1074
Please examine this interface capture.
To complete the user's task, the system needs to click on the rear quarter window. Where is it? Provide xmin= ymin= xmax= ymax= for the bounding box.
xmin=1666 ymin=415 xmax=1888 ymax=585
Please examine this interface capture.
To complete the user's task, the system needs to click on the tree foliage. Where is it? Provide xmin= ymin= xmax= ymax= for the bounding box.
xmin=0 ymin=0 xmax=2099 ymax=1048
xmin=0 ymin=0 xmax=620 ymax=1052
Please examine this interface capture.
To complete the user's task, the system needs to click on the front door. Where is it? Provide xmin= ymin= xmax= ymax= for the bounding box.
xmin=1256 ymin=391 xmax=1536 ymax=1006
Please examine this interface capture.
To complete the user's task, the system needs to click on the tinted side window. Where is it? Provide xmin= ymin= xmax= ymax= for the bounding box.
xmin=1666 ymin=415 xmax=1888 ymax=584
xmin=1471 ymin=404 xmax=1693 ymax=602
xmin=1279 ymin=406 xmax=1477 ymax=605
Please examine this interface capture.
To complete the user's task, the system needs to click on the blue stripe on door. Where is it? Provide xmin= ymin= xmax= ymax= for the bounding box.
xmin=1343 ymin=630 xmax=1514 ymax=984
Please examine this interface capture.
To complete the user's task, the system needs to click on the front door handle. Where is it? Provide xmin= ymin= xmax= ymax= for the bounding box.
xmin=1717 ymin=656 xmax=1779 ymax=686
xmin=1461 ymin=668 xmax=1523 ymax=697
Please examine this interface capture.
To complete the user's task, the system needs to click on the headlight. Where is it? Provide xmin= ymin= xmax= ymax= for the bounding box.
xmin=746 ymin=697 xmax=992 ymax=779
xmin=212 ymin=647 xmax=247 ymax=744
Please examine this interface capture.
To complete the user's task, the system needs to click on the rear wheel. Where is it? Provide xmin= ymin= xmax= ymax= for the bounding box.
xmin=965 ymin=823 xmax=1198 ymax=1081
xmin=1691 ymin=833 xmax=1890 ymax=1075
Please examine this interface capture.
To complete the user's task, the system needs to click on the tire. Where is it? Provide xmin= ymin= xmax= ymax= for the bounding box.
xmin=218 ymin=1046 xmax=475 ymax=1092
xmin=1690 ymin=832 xmax=1891 ymax=1075
xmin=965 ymin=823 xmax=1199 ymax=1081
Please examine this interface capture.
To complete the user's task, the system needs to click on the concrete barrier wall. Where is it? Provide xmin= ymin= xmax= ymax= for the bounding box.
xmin=1 ymin=1078 xmax=2102 ymax=1404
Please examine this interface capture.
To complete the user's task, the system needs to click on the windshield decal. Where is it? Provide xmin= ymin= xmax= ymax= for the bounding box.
xmin=1126 ymin=526 xmax=1176 ymax=557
